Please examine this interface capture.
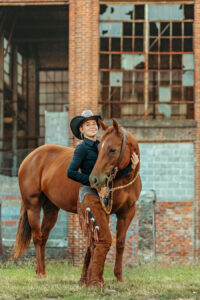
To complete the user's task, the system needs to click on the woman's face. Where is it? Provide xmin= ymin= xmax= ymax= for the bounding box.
xmin=80 ymin=119 xmax=98 ymax=140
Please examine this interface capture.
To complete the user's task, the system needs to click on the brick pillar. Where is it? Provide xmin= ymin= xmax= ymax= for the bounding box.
xmin=194 ymin=0 xmax=200 ymax=261
xmin=67 ymin=0 xmax=99 ymax=265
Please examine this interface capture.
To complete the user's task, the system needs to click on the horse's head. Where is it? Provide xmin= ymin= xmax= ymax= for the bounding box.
xmin=89 ymin=119 xmax=140 ymax=189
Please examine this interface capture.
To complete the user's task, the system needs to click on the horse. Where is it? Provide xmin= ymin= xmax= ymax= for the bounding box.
xmin=14 ymin=118 xmax=142 ymax=285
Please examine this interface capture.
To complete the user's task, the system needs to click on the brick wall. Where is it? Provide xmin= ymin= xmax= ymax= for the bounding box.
xmin=194 ymin=0 xmax=200 ymax=260
xmin=67 ymin=0 xmax=100 ymax=265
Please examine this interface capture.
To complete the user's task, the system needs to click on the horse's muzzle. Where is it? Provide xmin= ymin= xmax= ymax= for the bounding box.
xmin=89 ymin=174 xmax=107 ymax=188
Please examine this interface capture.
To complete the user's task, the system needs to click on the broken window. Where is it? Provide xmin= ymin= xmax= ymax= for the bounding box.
xmin=99 ymin=3 xmax=194 ymax=119
xmin=39 ymin=70 xmax=68 ymax=140
xmin=3 ymin=38 xmax=11 ymax=86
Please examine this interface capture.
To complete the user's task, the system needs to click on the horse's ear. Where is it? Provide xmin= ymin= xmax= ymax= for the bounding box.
xmin=112 ymin=118 xmax=120 ymax=133
xmin=98 ymin=118 xmax=109 ymax=131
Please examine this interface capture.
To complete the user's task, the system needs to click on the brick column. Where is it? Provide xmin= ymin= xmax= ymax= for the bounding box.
xmin=194 ymin=0 xmax=200 ymax=261
xmin=68 ymin=0 xmax=99 ymax=265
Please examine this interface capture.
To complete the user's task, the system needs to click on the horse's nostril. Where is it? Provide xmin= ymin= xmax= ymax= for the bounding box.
xmin=92 ymin=176 xmax=98 ymax=185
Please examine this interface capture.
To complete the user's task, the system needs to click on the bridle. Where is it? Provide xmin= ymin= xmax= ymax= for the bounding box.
xmin=99 ymin=127 xmax=140 ymax=214
xmin=109 ymin=128 xmax=127 ymax=180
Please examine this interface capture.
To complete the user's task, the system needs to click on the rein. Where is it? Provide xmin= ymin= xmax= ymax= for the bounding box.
xmin=99 ymin=128 xmax=140 ymax=214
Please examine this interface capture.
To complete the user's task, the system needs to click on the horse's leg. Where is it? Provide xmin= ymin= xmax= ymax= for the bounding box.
xmin=40 ymin=195 xmax=59 ymax=276
xmin=79 ymin=194 xmax=111 ymax=287
xmin=26 ymin=196 xmax=43 ymax=278
xmin=114 ymin=204 xmax=136 ymax=282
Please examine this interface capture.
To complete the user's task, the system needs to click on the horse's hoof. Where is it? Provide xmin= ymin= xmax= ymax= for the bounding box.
xmin=87 ymin=280 xmax=104 ymax=288
xmin=37 ymin=273 xmax=47 ymax=279
xmin=79 ymin=277 xmax=86 ymax=286
xmin=117 ymin=277 xmax=124 ymax=283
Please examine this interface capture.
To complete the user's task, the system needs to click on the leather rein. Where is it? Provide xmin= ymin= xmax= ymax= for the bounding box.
xmin=99 ymin=128 xmax=140 ymax=214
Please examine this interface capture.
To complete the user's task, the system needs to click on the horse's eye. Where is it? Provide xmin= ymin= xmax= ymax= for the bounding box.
xmin=109 ymin=148 xmax=116 ymax=153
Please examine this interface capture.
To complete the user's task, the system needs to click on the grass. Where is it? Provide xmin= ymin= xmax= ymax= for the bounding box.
xmin=0 ymin=259 xmax=200 ymax=300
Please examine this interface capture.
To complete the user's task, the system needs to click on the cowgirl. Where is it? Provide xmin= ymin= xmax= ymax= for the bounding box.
xmin=67 ymin=110 xmax=139 ymax=195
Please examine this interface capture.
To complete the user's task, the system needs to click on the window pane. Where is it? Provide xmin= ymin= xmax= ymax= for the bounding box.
xmin=184 ymin=23 xmax=193 ymax=36
xmin=160 ymin=5 xmax=171 ymax=20
xmin=159 ymin=87 xmax=171 ymax=101
xmin=100 ymin=5 xmax=110 ymax=20
xmin=133 ymin=87 xmax=144 ymax=101
xmin=149 ymin=55 xmax=158 ymax=69
xmin=161 ymin=23 xmax=170 ymax=36
xmin=110 ymin=23 xmax=122 ymax=37
xmin=150 ymin=22 xmax=159 ymax=36
xmin=183 ymin=54 xmax=194 ymax=70
xmin=111 ymin=54 xmax=121 ymax=69
xmin=183 ymin=71 xmax=194 ymax=86
xmin=123 ymin=23 xmax=132 ymax=36
xmin=160 ymin=38 xmax=170 ymax=52
xmin=100 ymin=23 xmax=110 ymax=36
xmin=172 ymin=72 xmax=182 ymax=85
xmin=172 ymin=87 xmax=182 ymax=101
xmin=171 ymin=5 xmax=183 ymax=20
xmin=172 ymin=55 xmax=182 ymax=69
xmin=172 ymin=39 xmax=182 ymax=51
xmin=135 ymin=23 xmax=143 ymax=36
xmin=101 ymin=71 xmax=109 ymax=85
xmin=149 ymin=72 xmax=158 ymax=85
xmin=110 ymin=5 xmax=122 ymax=20
xmin=149 ymin=38 xmax=158 ymax=52
xmin=122 ymin=5 xmax=134 ymax=20
xmin=133 ymin=72 xmax=144 ymax=84
xmin=172 ymin=23 xmax=182 ymax=36
xmin=101 ymin=87 xmax=109 ymax=100
xmin=110 ymin=72 xmax=122 ymax=86
xmin=184 ymin=5 xmax=194 ymax=20
xmin=184 ymin=87 xmax=193 ymax=101
xmin=134 ymin=38 xmax=143 ymax=51
xmin=100 ymin=38 xmax=109 ymax=51
xmin=123 ymin=38 xmax=132 ymax=51
xmin=160 ymin=55 xmax=170 ymax=69
xmin=135 ymin=5 xmax=144 ymax=20
xmin=111 ymin=38 xmax=121 ymax=51
xmin=111 ymin=87 xmax=121 ymax=100
xmin=100 ymin=54 xmax=109 ymax=68
xmin=149 ymin=5 xmax=159 ymax=21
xmin=160 ymin=72 xmax=170 ymax=86
xmin=184 ymin=38 xmax=193 ymax=52
xmin=149 ymin=86 xmax=158 ymax=101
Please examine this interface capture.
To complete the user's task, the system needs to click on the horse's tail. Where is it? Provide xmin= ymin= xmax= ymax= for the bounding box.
xmin=13 ymin=203 xmax=32 ymax=258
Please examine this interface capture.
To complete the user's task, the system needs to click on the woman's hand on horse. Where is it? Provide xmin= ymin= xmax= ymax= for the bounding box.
xmin=131 ymin=152 xmax=139 ymax=170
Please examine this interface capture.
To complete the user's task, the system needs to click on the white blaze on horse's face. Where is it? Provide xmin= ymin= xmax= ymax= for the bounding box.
xmin=90 ymin=133 xmax=122 ymax=188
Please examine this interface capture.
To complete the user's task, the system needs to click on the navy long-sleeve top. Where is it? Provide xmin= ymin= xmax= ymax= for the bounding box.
xmin=67 ymin=137 xmax=133 ymax=186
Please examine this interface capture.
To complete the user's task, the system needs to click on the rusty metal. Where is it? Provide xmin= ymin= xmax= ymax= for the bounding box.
xmin=99 ymin=3 xmax=194 ymax=120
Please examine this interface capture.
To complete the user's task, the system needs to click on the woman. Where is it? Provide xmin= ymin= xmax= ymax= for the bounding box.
xmin=67 ymin=110 xmax=139 ymax=287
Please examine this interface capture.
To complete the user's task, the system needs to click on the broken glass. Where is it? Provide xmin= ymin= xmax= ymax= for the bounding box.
xmin=99 ymin=23 xmax=110 ymax=37
xmin=110 ymin=72 xmax=123 ymax=87
xmin=110 ymin=5 xmax=122 ymax=20
xmin=123 ymin=5 xmax=134 ymax=20
xmin=183 ymin=54 xmax=194 ymax=70
xmin=171 ymin=5 xmax=183 ymax=20
xmin=100 ymin=5 xmax=110 ymax=20
xmin=159 ymin=104 xmax=171 ymax=118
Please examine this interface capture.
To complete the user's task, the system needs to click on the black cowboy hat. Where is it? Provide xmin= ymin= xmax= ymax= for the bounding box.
xmin=70 ymin=110 xmax=102 ymax=139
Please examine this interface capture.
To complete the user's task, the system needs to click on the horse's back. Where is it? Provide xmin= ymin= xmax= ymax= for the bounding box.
xmin=18 ymin=144 xmax=80 ymax=213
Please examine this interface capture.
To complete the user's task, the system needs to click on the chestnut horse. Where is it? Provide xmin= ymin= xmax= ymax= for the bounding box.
xmin=14 ymin=119 xmax=142 ymax=283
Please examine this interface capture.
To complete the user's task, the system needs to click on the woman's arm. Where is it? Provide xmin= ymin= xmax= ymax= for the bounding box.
xmin=67 ymin=143 xmax=90 ymax=186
